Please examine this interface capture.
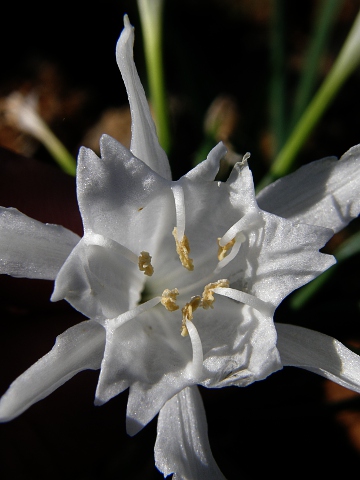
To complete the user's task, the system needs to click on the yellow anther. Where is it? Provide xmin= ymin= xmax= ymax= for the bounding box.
xmin=180 ymin=324 xmax=189 ymax=337
xmin=181 ymin=295 xmax=201 ymax=336
xmin=201 ymin=279 xmax=230 ymax=309
xmin=217 ymin=237 xmax=236 ymax=261
xmin=161 ymin=288 xmax=180 ymax=311
xmin=172 ymin=227 xmax=194 ymax=271
xmin=138 ymin=251 xmax=154 ymax=276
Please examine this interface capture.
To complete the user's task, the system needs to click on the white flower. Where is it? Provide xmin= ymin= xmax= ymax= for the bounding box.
xmin=1 ymin=15 xmax=360 ymax=479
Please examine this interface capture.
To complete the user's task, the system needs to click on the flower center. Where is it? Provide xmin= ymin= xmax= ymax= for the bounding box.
xmin=160 ymin=279 xmax=230 ymax=336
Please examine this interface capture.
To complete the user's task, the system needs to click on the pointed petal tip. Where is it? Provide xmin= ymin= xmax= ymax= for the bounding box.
xmin=123 ymin=13 xmax=130 ymax=27
xmin=242 ymin=151 xmax=251 ymax=164
xmin=126 ymin=415 xmax=145 ymax=437
xmin=99 ymin=133 xmax=117 ymax=151
xmin=0 ymin=398 xmax=18 ymax=423
xmin=93 ymin=396 xmax=105 ymax=407
xmin=118 ymin=14 xmax=134 ymax=49
xmin=212 ymin=141 xmax=228 ymax=160
xmin=50 ymin=284 xmax=64 ymax=303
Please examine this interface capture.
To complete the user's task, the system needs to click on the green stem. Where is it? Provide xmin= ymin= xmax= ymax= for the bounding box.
xmin=137 ymin=0 xmax=171 ymax=153
xmin=257 ymin=8 xmax=360 ymax=191
xmin=290 ymin=0 xmax=342 ymax=129
xmin=39 ymin=121 xmax=77 ymax=176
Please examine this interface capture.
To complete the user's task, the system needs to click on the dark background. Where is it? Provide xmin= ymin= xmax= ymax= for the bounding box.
xmin=1 ymin=1 xmax=360 ymax=478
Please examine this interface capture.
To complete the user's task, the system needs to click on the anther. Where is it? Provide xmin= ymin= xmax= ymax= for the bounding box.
xmin=181 ymin=295 xmax=201 ymax=336
xmin=161 ymin=288 xmax=180 ymax=311
xmin=138 ymin=251 xmax=154 ymax=276
xmin=202 ymin=279 xmax=230 ymax=309
xmin=217 ymin=238 xmax=235 ymax=261
xmin=172 ymin=227 xmax=194 ymax=271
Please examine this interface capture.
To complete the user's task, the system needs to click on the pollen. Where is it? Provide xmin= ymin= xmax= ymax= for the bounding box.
xmin=201 ymin=279 xmax=230 ymax=309
xmin=217 ymin=237 xmax=236 ymax=261
xmin=181 ymin=295 xmax=201 ymax=336
xmin=138 ymin=251 xmax=154 ymax=276
xmin=172 ymin=227 xmax=194 ymax=271
xmin=161 ymin=288 xmax=180 ymax=311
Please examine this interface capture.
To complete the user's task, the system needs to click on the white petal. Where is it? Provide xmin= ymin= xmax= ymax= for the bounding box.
xmin=256 ymin=145 xmax=360 ymax=232
xmin=216 ymin=160 xmax=337 ymax=306
xmin=226 ymin=158 xmax=258 ymax=212
xmin=95 ymin=306 xmax=193 ymax=435
xmin=76 ymin=137 xmax=173 ymax=256
xmin=0 ymin=207 xmax=79 ymax=279
xmin=241 ymin=213 xmax=336 ymax=306
xmin=276 ymin=323 xmax=360 ymax=393
xmin=116 ymin=15 xmax=172 ymax=180
xmin=0 ymin=320 xmax=105 ymax=422
xmin=52 ymin=234 xmax=143 ymax=320
xmin=197 ymin=295 xmax=281 ymax=388
xmin=184 ymin=142 xmax=227 ymax=181
xmin=155 ymin=386 xmax=226 ymax=480
xmin=94 ymin=297 xmax=163 ymax=406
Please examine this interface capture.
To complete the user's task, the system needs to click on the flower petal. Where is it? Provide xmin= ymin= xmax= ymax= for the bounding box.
xmin=256 ymin=145 xmax=360 ymax=232
xmin=184 ymin=142 xmax=227 ymax=182
xmin=276 ymin=323 xmax=360 ymax=393
xmin=155 ymin=386 xmax=226 ymax=480
xmin=95 ymin=306 xmax=194 ymax=435
xmin=241 ymin=213 xmax=336 ymax=306
xmin=217 ymin=159 xmax=337 ymax=305
xmin=0 ymin=320 xmax=105 ymax=422
xmin=0 ymin=207 xmax=80 ymax=280
xmin=197 ymin=295 xmax=281 ymax=388
xmin=52 ymin=234 xmax=143 ymax=320
xmin=76 ymin=136 xmax=173 ymax=256
xmin=116 ymin=15 xmax=172 ymax=180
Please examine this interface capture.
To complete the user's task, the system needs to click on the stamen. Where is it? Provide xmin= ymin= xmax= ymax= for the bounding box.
xmin=213 ymin=211 xmax=261 ymax=275
xmin=171 ymin=184 xmax=194 ymax=271
xmin=161 ymin=288 xmax=180 ymax=311
xmin=107 ymin=296 xmax=162 ymax=330
xmin=185 ymin=320 xmax=204 ymax=380
xmin=213 ymin=233 xmax=245 ymax=275
xmin=171 ymin=184 xmax=186 ymax=240
xmin=212 ymin=287 xmax=275 ymax=317
xmin=201 ymin=279 xmax=230 ymax=309
xmin=218 ymin=211 xmax=260 ymax=247
xmin=85 ymin=233 xmax=139 ymax=265
xmin=181 ymin=295 xmax=201 ymax=336
xmin=138 ymin=251 xmax=154 ymax=276
xmin=172 ymin=227 xmax=194 ymax=271
xmin=217 ymin=237 xmax=236 ymax=261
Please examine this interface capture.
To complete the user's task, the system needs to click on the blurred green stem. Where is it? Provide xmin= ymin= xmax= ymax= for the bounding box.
xmin=257 ymin=8 xmax=360 ymax=192
xmin=137 ymin=0 xmax=171 ymax=153
xmin=40 ymin=125 xmax=77 ymax=176
xmin=290 ymin=0 xmax=342 ymax=129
